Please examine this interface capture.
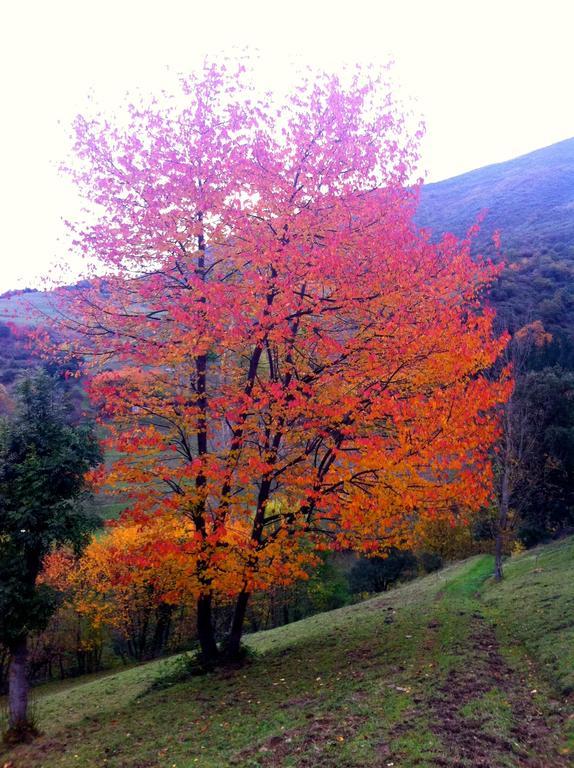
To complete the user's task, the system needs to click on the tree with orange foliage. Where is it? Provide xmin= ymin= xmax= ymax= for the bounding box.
xmin=44 ymin=517 xmax=196 ymax=661
xmin=59 ymin=60 xmax=510 ymax=662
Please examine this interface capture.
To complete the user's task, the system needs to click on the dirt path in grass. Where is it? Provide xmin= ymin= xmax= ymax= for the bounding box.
xmin=394 ymin=609 xmax=571 ymax=767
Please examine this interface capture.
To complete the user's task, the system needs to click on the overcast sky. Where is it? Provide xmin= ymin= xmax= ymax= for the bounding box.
xmin=1 ymin=0 xmax=573 ymax=291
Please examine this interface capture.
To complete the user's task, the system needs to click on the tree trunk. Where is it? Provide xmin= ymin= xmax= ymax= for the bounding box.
xmin=494 ymin=457 xmax=511 ymax=581
xmin=8 ymin=636 xmax=29 ymax=731
xmin=494 ymin=527 xmax=504 ymax=581
xmin=196 ymin=594 xmax=219 ymax=662
xmin=151 ymin=603 xmax=173 ymax=658
xmin=225 ymin=590 xmax=250 ymax=659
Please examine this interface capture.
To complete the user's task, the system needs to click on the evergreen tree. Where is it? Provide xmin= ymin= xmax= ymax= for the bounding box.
xmin=0 ymin=373 xmax=101 ymax=741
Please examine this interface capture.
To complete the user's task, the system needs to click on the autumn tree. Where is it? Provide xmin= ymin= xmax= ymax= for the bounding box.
xmin=58 ymin=60 xmax=509 ymax=662
xmin=44 ymin=517 xmax=197 ymax=662
xmin=0 ymin=373 xmax=101 ymax=741
xmin=414 ymin=513 xmax=483 ymax=561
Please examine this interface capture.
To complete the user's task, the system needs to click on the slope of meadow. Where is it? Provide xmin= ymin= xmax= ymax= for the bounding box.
xmin=2 ymin=538 xmax=573 ymax=768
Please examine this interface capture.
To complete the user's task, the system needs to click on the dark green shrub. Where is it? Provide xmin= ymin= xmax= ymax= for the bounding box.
xmin=348 ymin=549 xmax=417 ymax=594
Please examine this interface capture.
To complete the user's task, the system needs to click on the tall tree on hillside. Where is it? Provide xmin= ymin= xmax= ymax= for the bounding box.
xmin=492 ymin=321 xmax=553 ymax=580
xmin=0 ymin=373 xmax=101 ymax=741
xmin=492 ymin=364 xmax=574 ymax=572
xmin=59 ymin=60 xmax=510 ymax=662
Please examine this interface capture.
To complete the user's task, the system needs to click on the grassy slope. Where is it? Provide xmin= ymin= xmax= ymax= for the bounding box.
xmin=483 ymin=536 xmax=574 ymax=697
xmin=0 ymin=291 xmax=60 ymax=326
xmin=2 ymin=541 xmax=573 ymax=768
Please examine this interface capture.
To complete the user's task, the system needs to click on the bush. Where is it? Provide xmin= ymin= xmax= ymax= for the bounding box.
xmin=348 ymin=549 xmax=417 ymax=594
xmin=418 ymin=551 xmax=443 ymax=573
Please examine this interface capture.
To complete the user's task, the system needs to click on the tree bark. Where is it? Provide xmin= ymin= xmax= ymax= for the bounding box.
xmin=196 ymin=594 xmax=219 ymax=662
xmin=225 ymin=590 xmax=250 ymax=659
xmin=8 ymin=636 xmax=29 ymax=731
xmin=494 ymin=527 xmax=504 ymax=581
xmin=151 ymin=603 xmax=173 ymax=658
xmin=494 ymin=456 xmax=511 ymax=581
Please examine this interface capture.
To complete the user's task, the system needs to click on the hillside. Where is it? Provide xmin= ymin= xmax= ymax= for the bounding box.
xmin=417 ymin=138 xmax=574 ymax=254
xmin=417 ymin=138 xmax=574 ymax=350
xmin=0 ymin=290 xmax=65 ymax=389
xmin=0 ymin=289 xmax=62 ymax=334
xmin=2 ymin=538 xmax=573 ymax=768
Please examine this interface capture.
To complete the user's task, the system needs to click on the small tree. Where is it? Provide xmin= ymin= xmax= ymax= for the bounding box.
xmin=0 ymin=373 xmax=101 ymax=741
xmin=44 ymin=518 xmax=195 ymax=662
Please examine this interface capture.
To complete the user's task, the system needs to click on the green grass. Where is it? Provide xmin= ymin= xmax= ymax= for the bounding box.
xmin=482 ymin=536 xmax=574 ymax=755
xmin=482 ymin=537 xmax=574 ymax=696
xmin=2 ymin=541 xmax=573 ymax=767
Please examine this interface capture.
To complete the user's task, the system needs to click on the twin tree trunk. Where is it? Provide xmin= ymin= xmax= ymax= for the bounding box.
xmin=196 ymin=591 xmax=251 ymax=664
xmin=196 ymin=594 xmax=219 ymax=663
xmin=7 ymin=636 xmax=30 ymax=734
xmin=192 ymin=231 xmax=272 ymax=665
xmin=226 ymin=590 xmax=250 ymax=659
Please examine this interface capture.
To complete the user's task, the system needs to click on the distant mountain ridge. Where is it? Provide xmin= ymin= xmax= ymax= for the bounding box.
xmin=417 ymin=137 xmax=574 ymax=255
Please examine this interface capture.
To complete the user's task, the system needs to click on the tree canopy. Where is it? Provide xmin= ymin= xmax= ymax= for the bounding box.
xmin=57 ymin=60 xmax=510 ymax=658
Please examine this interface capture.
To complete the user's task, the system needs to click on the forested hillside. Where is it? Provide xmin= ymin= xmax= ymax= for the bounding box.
xmin=417 ymin=138 xmax=574 ymax=359
xmin=415 ymin=139 xmax=574 ymax=547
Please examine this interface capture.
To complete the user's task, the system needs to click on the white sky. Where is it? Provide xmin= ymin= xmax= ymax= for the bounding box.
xmin=1 ymin=0 xmax=573 ymax=292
